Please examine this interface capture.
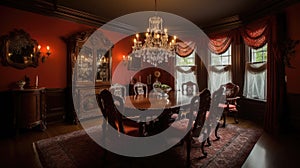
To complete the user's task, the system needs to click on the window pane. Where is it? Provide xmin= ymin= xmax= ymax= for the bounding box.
xmin=211 ymin=56 xmax=220 ymax=65
xmin=221 ymin=56 xmax=229 ymax=65
xmin=249 ymin=43 xmax=267 ymax=63
xmin=176 ymin=50 xmax=195 ymax=66
xmin=210 ymin=45 xmax=231 ymax=66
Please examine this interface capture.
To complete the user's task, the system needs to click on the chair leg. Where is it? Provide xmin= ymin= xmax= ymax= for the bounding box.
xmin=186 ymin=135 xmax=191 ymax=167
xmin=215 ymin=122 xmax=220 ymax=140
xmin=201 ymin=141 xmax=207 ymax=157
xmin=206 ymin=137 xmax=211 ymax=146
xmin=233 ymin=111 xmax=239 ymax=124
xmin=222 ymin=112 xmax=226 ymax=128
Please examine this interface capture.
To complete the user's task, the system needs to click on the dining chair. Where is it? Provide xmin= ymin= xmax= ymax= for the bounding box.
xmin=169 ymin=88 xmax=211 ymax=167
xmin=109 ymin=83 xmax=126 ymax=100
xmin=97 ymin=89 xmax=139 ymax=136
xmin=176 ymin=81 xmax=199 ymax=120
xmin=218 ymin=82 xmax=240 ymax=127
xmin=133 ymin=81 xmax=148 ymax=97
xmin=203 ymin=86 xmax=225 ymax=145
xmin=181 ymin=81 xmax=198 ymax=95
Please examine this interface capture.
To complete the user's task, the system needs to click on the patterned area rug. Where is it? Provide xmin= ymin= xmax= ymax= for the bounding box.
xmin=33 ymin=124 xmax=262 ymax=168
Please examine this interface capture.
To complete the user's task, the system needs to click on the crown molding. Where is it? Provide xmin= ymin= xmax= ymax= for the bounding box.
xmin=202 ymin=0 xmax=299 ymax=34
xmin=1 ymin=0 xmax=299 ymax=35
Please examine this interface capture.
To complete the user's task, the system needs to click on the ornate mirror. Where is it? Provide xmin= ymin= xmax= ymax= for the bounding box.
xmin=0 ymin=29 xmax=39 ymax=69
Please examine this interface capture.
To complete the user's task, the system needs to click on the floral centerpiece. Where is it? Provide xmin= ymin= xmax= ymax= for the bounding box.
xmin=160 ymin=84 xmax=172 ymax=93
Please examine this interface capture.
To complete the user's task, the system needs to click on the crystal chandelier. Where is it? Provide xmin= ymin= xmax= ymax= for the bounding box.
xmin=131 ymin=1 xmax=177 ymax=67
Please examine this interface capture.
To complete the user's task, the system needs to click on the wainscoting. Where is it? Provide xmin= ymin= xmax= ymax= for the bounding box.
xmin=238 ymin=98 xmax=266 ymax=126
xmin=44 ymin=88 xmax=67 ymax=124
xmin=0 ymin=90 xmax=14 ymax=137
xmin=287 ymin=93 xmax=300 ymax=132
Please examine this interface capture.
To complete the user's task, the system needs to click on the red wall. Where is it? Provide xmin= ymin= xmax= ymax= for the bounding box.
xmin=0 ymin=5 xmax=93 ymax=91
xmin=286 ymin=3 xmax=300 ymax=94
xmin=0 ymin=5 xmax=174 ymax=92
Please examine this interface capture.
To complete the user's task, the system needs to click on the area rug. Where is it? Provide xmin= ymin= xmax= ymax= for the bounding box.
xmin=33 ymin=124 xmax=262 ymax=168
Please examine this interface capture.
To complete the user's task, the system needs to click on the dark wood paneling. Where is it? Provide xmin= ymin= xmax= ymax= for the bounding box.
xmin=0 ymin=91 xmax=14 ymax=137
xmin=287 ymin=93 xmax=300 ymax=132
xmin=239 ymin=98 xmax=266 ymax=126
xmin=44 ymin=88 xmax=66 ymax=124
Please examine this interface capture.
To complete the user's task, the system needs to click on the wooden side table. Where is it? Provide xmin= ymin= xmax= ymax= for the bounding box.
xmin=12 ymin=87 xmax=46 ymax=133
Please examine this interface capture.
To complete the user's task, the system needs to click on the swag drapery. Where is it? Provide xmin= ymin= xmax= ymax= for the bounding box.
xmin=208 ymin=15 xmax=287 ymax=134
xmin=176 ymin=41 xmax=196 ymax=57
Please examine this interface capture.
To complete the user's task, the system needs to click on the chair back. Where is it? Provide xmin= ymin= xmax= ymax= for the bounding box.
xmin=190 ymin=88 xmax=211 ymax=137
xmin=182 ymin=81 xmax=198 ymax=95
xmin=97 ymin=89 xmax=124 ymax=133
xmin=109 ymin=83 xmax=126 ymax=100
xmin=209 ymin=86 xmax=226 ymax=123
xmin=133 ymin=82 xmax=148 ymax=96
xmin=222 ymin=82 xmax=240 ymax=98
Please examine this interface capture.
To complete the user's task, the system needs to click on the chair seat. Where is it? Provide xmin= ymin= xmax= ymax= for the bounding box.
xmin=171 ymin=113 xmax=179 ymax=120
xmin=218 ymin=103 xmax=236 ymax=109
xmin=170 ymin=118 xmax=190 ymax=131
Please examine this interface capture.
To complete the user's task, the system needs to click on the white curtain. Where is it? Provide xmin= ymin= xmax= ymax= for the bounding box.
xmin=243 ymin=62 xmax=267 ymax=100
xmin=175 ymin=66 xmax=197 ymax=91
xmin=208 ymin=66 xmax=231 ymax=93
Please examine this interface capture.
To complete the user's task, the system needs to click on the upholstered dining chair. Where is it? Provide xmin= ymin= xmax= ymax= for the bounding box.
xmin=133 ymin=81 xmax=148 ymax=97
xmin=109 ymin=83 xmax=126 ymax=100
xmin=169 ymin=88 xmax=211 ymax=167
xmin=181 ymin=81 xmax=198 ymax=95
xmin=203 ymin=86 xmax=225 ymax=145
xmin=175 ymin=81 xmax=199 ymax=120
xmin=97 ymin=89 xmax=139 ymax=136
xmin=218 ymin=82 xmax=240 ymax=127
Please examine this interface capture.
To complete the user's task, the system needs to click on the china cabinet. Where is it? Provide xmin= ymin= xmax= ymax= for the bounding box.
xmin=66 ymin=29 xmax=113 ymax=123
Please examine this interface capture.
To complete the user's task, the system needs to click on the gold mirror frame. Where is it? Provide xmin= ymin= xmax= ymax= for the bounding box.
xmin=0 ymin=29 xmax=39 ymax=69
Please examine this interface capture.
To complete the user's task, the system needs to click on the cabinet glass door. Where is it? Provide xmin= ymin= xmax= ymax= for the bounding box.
xmin=96 ymin=49 xmax=110 ymax=82
xmin=77 ymin=46 xmax=93 ymax=83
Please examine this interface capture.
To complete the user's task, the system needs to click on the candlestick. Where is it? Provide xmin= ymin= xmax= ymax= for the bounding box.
xmin=35 ymin=75 xmax=39 ymax=88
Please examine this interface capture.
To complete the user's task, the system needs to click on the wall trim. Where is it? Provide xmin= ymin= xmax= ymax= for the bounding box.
xmin=1 ymin=0 xmax=299 ymax=34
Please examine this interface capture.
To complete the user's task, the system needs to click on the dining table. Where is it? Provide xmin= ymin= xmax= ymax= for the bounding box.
xmin=122 ymin=90 xmax=198 ymax=136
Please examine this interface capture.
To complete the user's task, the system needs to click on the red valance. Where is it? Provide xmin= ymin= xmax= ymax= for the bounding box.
xmin=208 ymin=32 xmax=232 ymax=54
xmin=240 ymin=18 xmax=270 ymax=49
xmin=176 ymin=41 xmax=195 ymax=57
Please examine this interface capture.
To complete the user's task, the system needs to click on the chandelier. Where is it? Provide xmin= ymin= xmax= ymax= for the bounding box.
xmin=131 ymin=1 xmax=177 ymax=67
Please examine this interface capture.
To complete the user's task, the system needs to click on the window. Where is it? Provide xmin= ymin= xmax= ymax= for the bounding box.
xmin=208 ymin=45 xmax=232 ymax=93
xmin=243 ymin=44 xmax=267 ymax=100
xmin=211 ymin=46 xmax=231 ymax=66
xmin=175 ymin=50 xmax=197 ymax=91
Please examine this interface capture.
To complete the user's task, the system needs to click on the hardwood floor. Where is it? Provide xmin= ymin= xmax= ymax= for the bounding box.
xmin=0 ymin=117 xmax=298 ymax=168
xmin=242 ymin=129 xmax=300 ymax=168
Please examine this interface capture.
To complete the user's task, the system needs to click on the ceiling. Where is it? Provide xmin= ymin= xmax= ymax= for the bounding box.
xmin=56 ymin=0 xmax=267 ymax=27
xmin=1 ymin=0 xmax=294 ymax=32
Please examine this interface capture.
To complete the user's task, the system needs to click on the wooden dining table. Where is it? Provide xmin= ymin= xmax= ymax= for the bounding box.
xmin=123 ymin=91 xmax=198 ymax=136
